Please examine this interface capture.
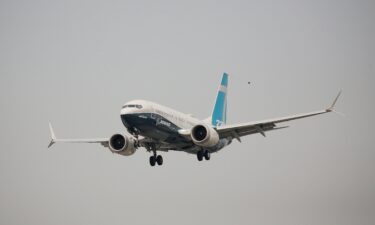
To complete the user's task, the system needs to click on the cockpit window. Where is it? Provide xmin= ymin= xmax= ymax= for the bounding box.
xmin=122 ymin=104 xmax=143 ymax=109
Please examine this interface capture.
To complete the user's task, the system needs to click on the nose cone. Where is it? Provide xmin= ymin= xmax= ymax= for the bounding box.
xmin=121 ymin=113 xmax=132 ymax=128
xmin=120 ymin=108 xmax=140 ymax=128
xmin=120 ymin=100 xmax=150 ymax=128
xmin=121 ymin=113 xmax=145 ymax=129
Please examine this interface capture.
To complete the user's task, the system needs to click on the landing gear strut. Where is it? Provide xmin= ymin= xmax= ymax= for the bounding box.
xmin=197 ymin=150 xmax=210 ymax=161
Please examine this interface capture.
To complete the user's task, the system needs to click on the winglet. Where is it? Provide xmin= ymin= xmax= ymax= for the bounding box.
xmin=48 ymin=122 xmax=56 ymax=148
xmin=326 ymin=91 xmax=342 ymax=112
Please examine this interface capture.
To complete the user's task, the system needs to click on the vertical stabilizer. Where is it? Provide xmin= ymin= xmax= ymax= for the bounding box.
xmin=211 ymin=73 xmax=229 ymax=127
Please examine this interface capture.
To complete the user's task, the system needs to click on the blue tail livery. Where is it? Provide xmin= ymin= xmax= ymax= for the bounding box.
xmin=211 ymin=73 xmax=229 ymax=127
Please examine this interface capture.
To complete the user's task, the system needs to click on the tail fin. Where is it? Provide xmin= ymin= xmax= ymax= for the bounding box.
xmin=211 ymin=73 xmax=229 ymax=127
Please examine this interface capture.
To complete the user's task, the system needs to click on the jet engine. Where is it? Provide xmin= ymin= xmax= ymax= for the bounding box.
xmin=109 ymin=134 xmax=136 ymax=156
xmin=191 ymin=124 xmax=219 ymax=147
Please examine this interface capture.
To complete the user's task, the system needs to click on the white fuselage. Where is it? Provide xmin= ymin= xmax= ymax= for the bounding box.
xmin=121 ymin=100 xmax=201 ymax=130
xmin=120 ymin=100 xmax=231 ymax=154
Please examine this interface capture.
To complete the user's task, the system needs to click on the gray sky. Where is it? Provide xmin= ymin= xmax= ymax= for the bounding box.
xmin=1 ymin=0 xmax=374 ymax=225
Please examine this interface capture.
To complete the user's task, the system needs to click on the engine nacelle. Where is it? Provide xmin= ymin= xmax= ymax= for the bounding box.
xmin=191 ymin=124 xmax=219 ymax=148
xmin=109 ymin=134 xmax=136 ymax=156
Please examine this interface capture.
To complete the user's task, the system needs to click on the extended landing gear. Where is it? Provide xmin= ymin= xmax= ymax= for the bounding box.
xmin=146 ymin=143 xmax=164 ymax=167
xmin=149 ymin=155 xmax=163 ymax=166
xmin=197 ymin=150 xmax=210 ymax=161
xmin=149 ymin=152 xmax=163 ymax=167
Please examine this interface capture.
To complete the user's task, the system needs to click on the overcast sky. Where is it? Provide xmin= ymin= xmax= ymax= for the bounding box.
xmin=1 ymin=0 xmax=374 ymax=225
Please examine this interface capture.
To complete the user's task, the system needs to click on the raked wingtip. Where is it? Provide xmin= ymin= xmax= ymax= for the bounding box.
xmin=327 ymin=91 xmax=342 ymax=112
xmin=48 ymin=122 xmax=56 ymax=148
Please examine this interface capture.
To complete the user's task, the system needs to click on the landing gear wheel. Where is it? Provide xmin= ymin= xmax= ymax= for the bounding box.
xmin=197 ymin=150 xmax=204 ymax=161
xmin=204 ymin=150 xmax=211 ymax=160
xmin=156 ymin=155 xmax=163 ymax=166
xmin=149 ymin=156 xmax=156 ymax=166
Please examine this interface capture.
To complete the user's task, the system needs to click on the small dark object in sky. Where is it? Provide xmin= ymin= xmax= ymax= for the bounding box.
xmin=248 ymin=82 xmax=251 ymax=85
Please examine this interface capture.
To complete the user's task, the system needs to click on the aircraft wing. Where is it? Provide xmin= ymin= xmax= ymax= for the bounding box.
xmin=216 ymin=91 xmax=342 ymax=142
xmin=48 ymin=123 xmax=109 ymax=148
xmin=48 ymin=123 xmax=191 ymax=152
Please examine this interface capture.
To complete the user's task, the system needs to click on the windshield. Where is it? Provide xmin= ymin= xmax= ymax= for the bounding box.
xmin=122 ymin=104 xmax=143 ymax=109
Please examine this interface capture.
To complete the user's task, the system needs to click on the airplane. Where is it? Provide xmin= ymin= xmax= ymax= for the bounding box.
xmin=48 ymin=73 xmax=341 ymax=167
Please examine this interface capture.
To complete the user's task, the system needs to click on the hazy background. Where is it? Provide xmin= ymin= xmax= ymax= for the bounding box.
xmin=1 ymin=0 xmax=374 ymax=224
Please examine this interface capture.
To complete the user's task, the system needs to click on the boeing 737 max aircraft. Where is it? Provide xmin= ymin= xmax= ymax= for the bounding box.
xmin=48 ymin=73 xmax=341 ymax=166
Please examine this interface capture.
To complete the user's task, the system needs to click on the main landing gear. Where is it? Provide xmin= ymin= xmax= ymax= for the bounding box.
xmin=149 ymin=154 xmax=163 ymax=167
xmin=148 ymin=144 xmax=163 ymax=167
xmin=197 ymin=150 xmax=210 ymax=161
